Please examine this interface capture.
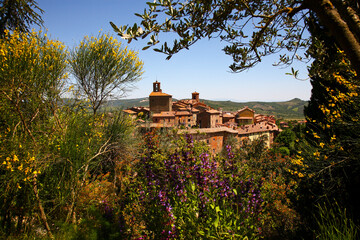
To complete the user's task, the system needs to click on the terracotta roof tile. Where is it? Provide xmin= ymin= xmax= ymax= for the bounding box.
xmin=178 ymin=127 xmax=238 ymax=134
xmin=140 ymin=123 xmax=173 ymax=128
xmin=123 ymin=109 xmax=137 ymax=114
xmin=152 ymin=111 xmax=175 ymax=117
xmin=236 ymin=117 xmax=253 ymax=120
xmin=237 ymin=106 xmax=255 ymax=113
xmin=149 ymin=92 xmax=172 ymax=97
xmin=222 ymin=112 xmax=235 ymax=118
xmin=206 ymin=109 xmax=220 ymax=114
xmin=237 ymin=121 xmax=279 ymax=134
xmin=175 ymin=111 xmax=192 ymax=116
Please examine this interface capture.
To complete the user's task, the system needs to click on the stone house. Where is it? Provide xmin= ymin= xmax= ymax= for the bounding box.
xmin=197 ymin=109 xmax=221 ymax=128
xmin=221 ymin=112 xmax=236 ymax=125
xmin=175 ymin=111 xmax=194 ymax=127
xmin=152 ymin=111 xmax=176 ymax=126
xmin=235 ymin=107 xmax=255 ymax=125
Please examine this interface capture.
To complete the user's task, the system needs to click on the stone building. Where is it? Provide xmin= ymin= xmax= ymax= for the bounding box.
xmin=184 ymin=127 xmax=236 ymax=155
xmin=123 ymin=109 xmax=137 ymax=119
xmin=221 ymin=112 xmax=236 ymax=125
xmin=235 ymin=107 xmax=255 ymax=125
xmin=254 ymin=114 xmax=276 ymax=124
xmin=125 ymin=81 xmax=280 ymax=152
xmin=152 ymin=111 xmax=175 ymax=126
xmin=197 ymin=109 xmax=221 ymax=128
xmin=237 ymin=121 xmax=279 ymax=148
xmin=149 ymin=81 xmax=172 ymax=113
xmin=175 ymin=111 xmax=194 ymax=127
xmin=123 ymin=107 xmax=150 ymax=119
xmin=179 ymin=121 xmax=279 ymax=154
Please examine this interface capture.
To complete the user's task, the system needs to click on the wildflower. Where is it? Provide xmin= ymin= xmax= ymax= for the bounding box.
xmin=313 ymin=132 xmax=320 ymax=139
xmin=313 ymin=151 xmax=320 ymax=157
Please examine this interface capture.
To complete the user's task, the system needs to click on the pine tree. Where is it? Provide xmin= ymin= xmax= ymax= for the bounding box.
xmin=0 ymin=0 xmax=43 ymax=37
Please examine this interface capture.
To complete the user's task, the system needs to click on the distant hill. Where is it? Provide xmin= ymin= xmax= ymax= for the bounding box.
xmin=202 ymin=98 xmax=307 ymax=119
xmin=105 ymin=97 xmax=308 ymax=119
xmin=107 ymin=97 xmax=150 ymax=109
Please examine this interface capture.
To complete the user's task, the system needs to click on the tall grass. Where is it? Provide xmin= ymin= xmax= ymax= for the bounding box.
xmin=315 ymin=201 xmax=359 ymax=240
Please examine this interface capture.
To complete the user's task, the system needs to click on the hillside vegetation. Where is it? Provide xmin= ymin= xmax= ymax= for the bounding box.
xmin=203 ymin=98 xmax=307 ymax=119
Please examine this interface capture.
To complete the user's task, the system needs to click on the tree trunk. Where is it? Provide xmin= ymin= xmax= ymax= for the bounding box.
xmin=33 ymin=178 xmax=54 ymax=239
xmin=306 ymin=0 xmax=360 ymax=76
xmin=331 ymin=0 xmax=360 ymax=42
xmin=65 ymin=186 xmax=77 ymax=224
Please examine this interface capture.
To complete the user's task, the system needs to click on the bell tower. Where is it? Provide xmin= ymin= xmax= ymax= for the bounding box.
xmin=149 ymin=81 xmax=172 ymax=113
xmin=192 ymin=92 xmax=199 ymax=102
xmin=153 ymin=81 xmax=162 ymax=92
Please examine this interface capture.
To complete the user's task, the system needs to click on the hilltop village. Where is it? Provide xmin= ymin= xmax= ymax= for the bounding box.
xmin=124 ymin=81 xmax=280 ymax=154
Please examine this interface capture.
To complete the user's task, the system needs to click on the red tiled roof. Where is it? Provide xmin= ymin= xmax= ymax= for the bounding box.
xmin=236 ymin=117 xmax=253 ymax=120
xmin=152 ymin=111 xmax=175 ymax=117
xmin=123 ymin=109 xmax=137 ymax=114
xmin=177 ymin=121 xmax=279 ymax=135
xmin=237 ymin=106 xmax=255 ymax=113
xmin=206 ymin=109 xmax=220 ymax=114
xmin=194 ymin=102 xmax=209 ymax=107
xmin=222 ymin=112 xmax=235 ymax=118
xmin=237 ymin=121 xmax=279 ymax=134
xmin=175 ymin=111 xmax=192 ymax=116
xmin=181 ymin=99 xmax=197 ymax=105
xmin=149 ymin=92 xmax=172 ymax=97
xmin=140 ymin=123 xmax=173 ymax=128
xmin=130 ymin=107 xmax=150 ymax=112
xmin=178 ymin=127 xmax=238 ymax=134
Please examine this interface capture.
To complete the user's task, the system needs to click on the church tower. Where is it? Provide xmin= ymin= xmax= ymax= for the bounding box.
xmin=149 ymin=81 xmax=172 ymax=113
xmin=153 ymin=81 xmax=162 ymax=92
xmin=192 ymin=92 xmax=199 ymax=102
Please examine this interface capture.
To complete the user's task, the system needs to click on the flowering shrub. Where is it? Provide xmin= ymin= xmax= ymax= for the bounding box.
xmin=233 ymin=137 xmax=300 ymax=238
xmin=123 ymin=130 xmax=265 ymax=239
xmin=0 ymin=29 xmax=68 ymax=238
xmin=0 ymin=29 xmax=144 ymax=238
xmin=70 ymin=33 xmax=143 ymax=114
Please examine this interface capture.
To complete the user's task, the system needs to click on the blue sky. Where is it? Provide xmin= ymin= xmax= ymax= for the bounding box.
xmin=36 ymin=0 xmax=312 ymax=102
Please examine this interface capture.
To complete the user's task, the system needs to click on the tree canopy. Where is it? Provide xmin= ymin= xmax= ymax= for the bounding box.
xmin=111 ymin=0 xmax=360 ymax=75
xmin=70 ymin=33 xmax=144 ymax=115
xmin=0 ymin=0 xmax=44 ymax=37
